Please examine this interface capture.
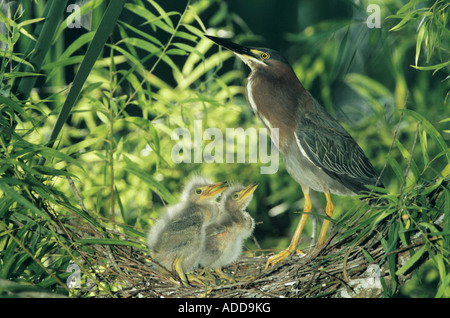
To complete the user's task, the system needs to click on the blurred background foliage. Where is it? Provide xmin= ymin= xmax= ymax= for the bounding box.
xmin=0 ymin=0 xmax=449 ymax=297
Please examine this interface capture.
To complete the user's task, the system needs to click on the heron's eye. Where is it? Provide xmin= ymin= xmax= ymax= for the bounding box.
xmin=232 ymin=193 xmax=240 ymax=200
xmin=261 ymin=52 xmax=270 ymax=60
xmin=195 ymin=188 xmax=203 ymax=195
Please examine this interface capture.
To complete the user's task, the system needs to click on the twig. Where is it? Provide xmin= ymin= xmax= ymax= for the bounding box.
xmin=399 ymin=122 xmax=420 ymax=194
xmin=387 ymin=236 xmax=440 ymax=257
xmin=66 ymin=176 xmax=88 ymax=213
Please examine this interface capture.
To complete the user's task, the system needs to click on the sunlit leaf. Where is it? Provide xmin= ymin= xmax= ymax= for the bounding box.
xmin=149 ymin=0 xmax=174 ymax=29
xmin=395 ymin=245 xmax=426 ymax=275
xmin=123 ymin=158 xmax=177 ymax=205
xmin=401 ymin=109 xmax=450 ymax=162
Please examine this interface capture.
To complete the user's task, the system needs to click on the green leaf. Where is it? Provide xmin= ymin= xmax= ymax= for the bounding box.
xmin=435 ymin=256 xmax=450 ymax=298
xmin=388 ymin=8 xmax=428 ymax=32
xmin=124 ymin=159 xmax=177 ymax=205
xmin=415 ymin=23 xmax=427 ymax=66
xmin=108 ymin=44 xmax=146 ymax=72
xmin=174 ymin=30 xmax=198 ymax=42
xmin=45 ymin=0 xmax=127 ymax=150
xmin=345 ymin=73 xmax=392 ymax=98
xmin=388 ymin=12 xmax=416 ymax=32
xmin=0 ymin=96 xmax=35 ymax=124
xmin=419 ymin=129 xmax=429 ymax=167
xmin=59 ymin=32 xmax=96 ymax=59
xmin=125 ymin=3 xmax=176 ymax=34
xmin=396 ymin=0 xmax=427 ymax=15
xmin=17 ymin=17 xmax=45 ymax=28
xmin=395 ymin=139 xmax=420 ymax=182
xmin=0 ymin=184 xmax=49 ymax=220
xmin=396 ymin=245 xmax=427 ymax=275
xmin=149 ymin=0 xmax=174 ymax=29
xmin=183 ymin=24 xmax=205 ymax=38
xmin=364 ymin=185 xmax=389 ymax=194
xmin=401 ymin=109 xmax=449 ymax=162
xmin=76 ymin=238 xmax=144 ymax=249
xmin=40 ymin=55 xmax=84 ymax=71
xmin=116 ymin=224 xmax=146 ymax=239
xmin=443 ymin=187 xmax=450 ymax=252
xmin=54 ymin=0 xmax=105 ymax=41
xmin=380 ymin=237 xmax=396 ymax=296
xmin=386 ymin=154 xmax=404 ymax=184
xmin=118 ymin=21 xmax=163 ymax=47
xmin=15 ymin=0 xmax=69 ymax=99
xmin=2 ymin=72 xmax=44 ymax=79
xmin=37 ymin=146 xmax=84 ymax=170
xmin=360 ymin=248 xmax=375 ymax=263
xmin=166 ymin=48 xmax=188 ymax=56
xmin=411 ymin=59 xmax=450 ymax=74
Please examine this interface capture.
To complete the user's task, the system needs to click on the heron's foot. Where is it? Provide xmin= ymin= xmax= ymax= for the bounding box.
xmin=265 ymin=249 xmax=294 ymax=269
xmin=296 ymin=249 xmax=306 ymax=256
xmin=265 ymin=247 xmax=306 ymax=269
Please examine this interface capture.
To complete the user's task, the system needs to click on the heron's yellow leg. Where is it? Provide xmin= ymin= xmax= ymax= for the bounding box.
xmin=174 ymin=256 xmax=189 ymax=286
xmin=316 ymin=192 xmax=334 ymax=247
xmin=265 ymin=188 xmax=312 ymax=269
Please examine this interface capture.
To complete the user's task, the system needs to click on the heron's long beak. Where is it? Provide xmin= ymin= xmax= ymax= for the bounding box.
xmin=206 ymin=35 xmax=269 ymax=68
xmin=205 ymin=35 xmax=257 ymax=58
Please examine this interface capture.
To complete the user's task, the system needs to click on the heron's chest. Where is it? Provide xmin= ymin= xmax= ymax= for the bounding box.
xmin=245 ymin=78 xmax=293 ymax=150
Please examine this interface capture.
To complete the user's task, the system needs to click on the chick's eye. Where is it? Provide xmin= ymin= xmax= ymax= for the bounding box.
xmin=261 ymin=52 xmax=270 ymax=60
xmin=195 ymin=188 xmax=203 ymax=195
xmin=232 ymin=193 xmax=240 ymax=200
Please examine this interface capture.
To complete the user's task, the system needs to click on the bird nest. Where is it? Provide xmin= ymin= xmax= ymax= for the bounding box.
xmin=67 ymin=218 xmax=426 ymax=298
xmin=66 ymin=179 xmax=447 ymax=298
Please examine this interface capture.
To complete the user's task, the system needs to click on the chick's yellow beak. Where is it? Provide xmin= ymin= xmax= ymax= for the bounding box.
xmin=201 ymin=181 xmax=228 ymax=199
xmin=238 ymin=183 xmax=259 ymax=201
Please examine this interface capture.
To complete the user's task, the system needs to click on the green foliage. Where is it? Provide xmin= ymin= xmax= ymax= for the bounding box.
xmin=388 ymin=0 xmax=450 ymax=99
xmin=0 ymin=0 xmax=449 ymax=297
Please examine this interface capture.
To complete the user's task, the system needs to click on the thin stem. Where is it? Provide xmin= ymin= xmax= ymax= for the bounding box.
xmin=109 ymin=101 xmax=115 ymax=222
xmin=125 ymin=0 xmax=191 ymax=106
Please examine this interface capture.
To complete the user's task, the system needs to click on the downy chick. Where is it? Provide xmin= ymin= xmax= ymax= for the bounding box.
xmin=147 ymin=176 xmax=227 ymax=285
xmin=199 ymin=183 xmax=257 ymax=279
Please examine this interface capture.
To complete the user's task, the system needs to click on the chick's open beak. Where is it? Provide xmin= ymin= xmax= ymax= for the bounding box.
xmin=238 ymin=183 xmax=259 ymax=201
xmin=201 ymin=181 xmax=228 ymax=199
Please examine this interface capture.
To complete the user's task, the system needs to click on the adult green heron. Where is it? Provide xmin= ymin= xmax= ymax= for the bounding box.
xmin=147 ymin=176 xmax=228 ymax=285
xmin=206 ymin=35 xmax=383 ymax=269
xmin=199 ymin=183 xmax=257 ymax=280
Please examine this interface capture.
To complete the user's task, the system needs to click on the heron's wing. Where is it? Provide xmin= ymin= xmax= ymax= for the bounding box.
xmin=295 ymin=107 xmax=381 ymax=193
